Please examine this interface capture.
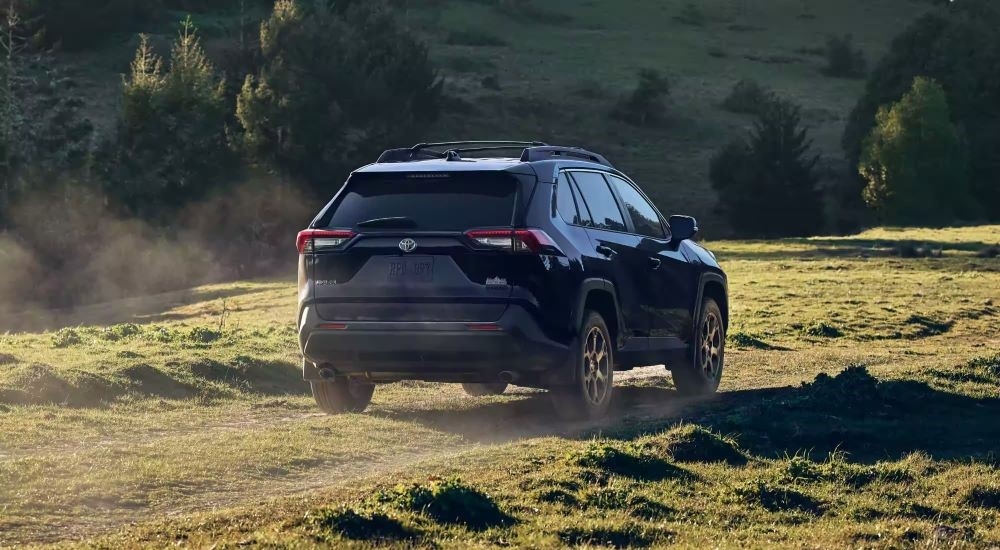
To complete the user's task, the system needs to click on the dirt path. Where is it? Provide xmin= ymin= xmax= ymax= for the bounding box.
xmin=3 ymin=367 xmax=731 ymax=546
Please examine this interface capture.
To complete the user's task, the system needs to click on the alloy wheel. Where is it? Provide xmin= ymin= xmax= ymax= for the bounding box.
xmin=582 ymin=326 xmax=611 ymax=405
xmin=699 ymin=310 xmax=723 ymax=379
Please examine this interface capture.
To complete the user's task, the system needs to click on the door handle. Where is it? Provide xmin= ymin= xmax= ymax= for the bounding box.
xmin=648 ymin=257 xmax=662 ymax=270
xmin=596 ymin=245 xmax=617 ymax=257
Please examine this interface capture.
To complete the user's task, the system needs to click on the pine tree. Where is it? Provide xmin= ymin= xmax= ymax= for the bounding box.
xmin=103 ymin=20 xmax=236 ymax=218
xmin=710 ymin=99 xmax=823 ymax=237
xmin=237 ymin=0 xmax=442 ymax=189
xmin=0 ymin=3 xmax=27 ymax=222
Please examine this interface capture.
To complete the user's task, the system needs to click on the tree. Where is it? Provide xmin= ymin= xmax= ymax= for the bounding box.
xmin=101 ymin=20 xmax=236 ymax=218
xmin=0 ymin=2 xmax=27 ymax=223
xmin=710 ymin=99 xmax=823 ymax=237
xmin=237 ymin=0 xmax=442 ymax=190
xmin=823 ymin=34 xmax=866 ymax=78
xmin=859 ymin=77 xmax=970 ymax=226
xmin=842 ymin=0 xmax=1000 ymax=221
xmin=614 ymin=69 xmax=670 ymax=126
xmin=721 ymin=78 xmax=773 ymax=115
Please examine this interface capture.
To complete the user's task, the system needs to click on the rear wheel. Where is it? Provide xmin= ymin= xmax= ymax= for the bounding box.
xmin=551 ymin=311 xmax=614 ymax=420
xmin=672 ymin=297 xmax=725 ymax=396
xmin=461 ymin=382 xmax=509 ymax=397
xmin=311 ymin=377 xmax=375 ymax=414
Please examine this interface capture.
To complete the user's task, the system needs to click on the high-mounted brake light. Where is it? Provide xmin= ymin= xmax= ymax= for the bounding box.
xmin=465 ymin=229 xmax=560 ymax=254
xmin=296 ymin=229 xmax=355 ymax=254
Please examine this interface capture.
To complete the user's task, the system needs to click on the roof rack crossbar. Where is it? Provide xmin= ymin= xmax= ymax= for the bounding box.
xmin=437 ymin=145 xmax=546 ymax=162
xmin=411 ymin=140 xmax=547 ymax=152
xmin=378 ymin=141 xmax=549 ymax=163
xmin=376 ymin=148 xmax=446 ymax=163
xmin=520 ymin=146 xmax=613 ymax=167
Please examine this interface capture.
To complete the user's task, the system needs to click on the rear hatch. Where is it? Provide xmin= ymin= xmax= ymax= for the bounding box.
xmin=305 ymin=171 xmax=526 ymax=322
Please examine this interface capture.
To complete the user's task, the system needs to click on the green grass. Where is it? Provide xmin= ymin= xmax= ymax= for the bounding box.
xmin=0 ymin=225 xmax=998 ymax=546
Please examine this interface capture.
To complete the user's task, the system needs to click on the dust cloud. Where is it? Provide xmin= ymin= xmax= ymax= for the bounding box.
xmin=0 ymin=176 xmax=316 ymax=331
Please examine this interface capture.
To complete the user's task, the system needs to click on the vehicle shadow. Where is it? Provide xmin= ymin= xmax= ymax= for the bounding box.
xmin=373 ymin=367 xmax=1000 ymax=463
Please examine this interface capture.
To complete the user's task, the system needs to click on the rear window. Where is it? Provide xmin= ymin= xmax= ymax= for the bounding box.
xmin=323 ymin=172 xmax=517 ymax=231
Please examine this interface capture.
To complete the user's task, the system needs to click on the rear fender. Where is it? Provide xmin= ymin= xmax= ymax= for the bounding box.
xmin=572 ymin=278 xmax=625 ymax=348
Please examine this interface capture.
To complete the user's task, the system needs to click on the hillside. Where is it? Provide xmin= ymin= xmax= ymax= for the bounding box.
xmin=1 ymin=225 xmax=998 ymax=546
xmin=45 ymin=0 xmax=927 ymax=236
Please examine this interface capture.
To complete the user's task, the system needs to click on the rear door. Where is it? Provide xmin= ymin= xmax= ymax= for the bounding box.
xmin=569 ymin=170 xmax=650 ymax=339
xmin=307 ymin=171 xmax=525 ymax=322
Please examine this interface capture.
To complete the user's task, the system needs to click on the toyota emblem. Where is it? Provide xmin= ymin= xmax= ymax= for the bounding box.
xmin=398 ymin=238 xmax=417 ymax=253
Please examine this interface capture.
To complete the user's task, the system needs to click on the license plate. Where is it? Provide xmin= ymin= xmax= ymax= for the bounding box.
xmin=387 ymin=257 xmax=434 ymax=282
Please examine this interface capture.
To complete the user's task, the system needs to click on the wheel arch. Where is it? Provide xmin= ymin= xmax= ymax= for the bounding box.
xmin=696 ymin=272 xmax=729 ymax=331
xmin=573 ymin=278 xmax=624 ymax=348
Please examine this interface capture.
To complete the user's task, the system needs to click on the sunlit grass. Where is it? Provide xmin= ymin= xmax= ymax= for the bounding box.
xmin=0 ymin=225 xmax=998 ymax=546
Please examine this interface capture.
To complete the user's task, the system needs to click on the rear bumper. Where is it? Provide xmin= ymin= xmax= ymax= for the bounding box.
xmin=298 ymin=304 xmax=568 ymax=382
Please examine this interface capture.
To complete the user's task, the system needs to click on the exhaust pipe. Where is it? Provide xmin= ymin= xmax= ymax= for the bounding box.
xmin=499 ymin=371 xmax=518 ymax=384
xmin=319 ymin=367 xmax=337 ymax=380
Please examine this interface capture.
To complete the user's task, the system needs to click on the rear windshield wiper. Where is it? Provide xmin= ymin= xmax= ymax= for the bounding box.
xmin=355 ymin=216 xmax=418 ymax=228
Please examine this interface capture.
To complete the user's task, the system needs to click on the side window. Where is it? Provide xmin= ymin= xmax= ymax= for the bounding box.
xmin=607 ymin=176 xmax=666 ymax=239
xmin=555 ymin=173 xmax=580 ymax=225
xmin=571 ymin=171 xmax=627 ymax=232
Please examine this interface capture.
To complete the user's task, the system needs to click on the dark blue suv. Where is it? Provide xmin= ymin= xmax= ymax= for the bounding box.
xmin=297 ymin=142 xmax=728 ymax=419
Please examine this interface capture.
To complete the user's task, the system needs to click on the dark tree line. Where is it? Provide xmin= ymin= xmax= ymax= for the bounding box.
xmin=843 ymin=0 xmax=1000 ymax=223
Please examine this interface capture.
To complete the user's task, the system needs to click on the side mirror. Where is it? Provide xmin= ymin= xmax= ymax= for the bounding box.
xmin=669 ymin=215 xmax=699 ymax=243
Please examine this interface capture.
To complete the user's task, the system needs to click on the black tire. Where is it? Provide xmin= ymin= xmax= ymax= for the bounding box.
xmin=551 ymin=311 xmax=614 ymax=420
xmin=673 ymin=297 xmax=725 ymax=396
xmin=311 ymin=377 xmax=375 ymax=414
xmin=461 ymin=382 xmax=509 ymax=396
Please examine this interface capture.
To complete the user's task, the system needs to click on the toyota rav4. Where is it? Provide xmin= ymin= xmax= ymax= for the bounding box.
xmin=297 ymin=141 xmax=728 ymax=419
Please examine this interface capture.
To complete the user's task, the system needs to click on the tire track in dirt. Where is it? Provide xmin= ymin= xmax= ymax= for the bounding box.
xmin=3 ymin=366 xmax=766 ymax=546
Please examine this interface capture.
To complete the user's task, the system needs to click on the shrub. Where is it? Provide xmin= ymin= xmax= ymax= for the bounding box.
xmin=305 ymin=506 xmax=414 ymax=541
xmin=962 ymin=485 xmax=1000 ymax=509
xmin=648 ymin=424 xmax=748 ymax=465
xmin=803 ymin=321 xmax=843 ymax=338
xmin=375 ymin=478 xmax=512 ymax=530
xmin=567 ymin=441 xmax=688 ymax=481
xmin=793 ymin=365 xmax=880 ymax=413
xmin=237 ymin=0 xmax=443 ymax=191
xmin=843 ymin=0 xmax=1000 ymax=221
xmin=732 ymin=480 xmax=824 ymax=514
xmin=721 ymin=79 xmax=773 ymax=115
xmin=52 ymin=328 xmax=84 ymax=348
xmin=709 ymin=98 xmax=823 ymax=237
xmin=614 ymin=69 xmax=670 ymax=126
xmin=100 ymin=22 xmax=237 ymax=219
xmin=823 ymin=34 xmax=867 ymax=78
xmin=859 ymin=77 xmax=971 ymax=225
xmin=728 ymin=331 xmax=773 ymax=349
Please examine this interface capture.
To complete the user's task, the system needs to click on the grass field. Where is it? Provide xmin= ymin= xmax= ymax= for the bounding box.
xmin=1 ymin=225 xmax=997 ymax=547
xmin=51 ymin=0 xmax=929 ymax=236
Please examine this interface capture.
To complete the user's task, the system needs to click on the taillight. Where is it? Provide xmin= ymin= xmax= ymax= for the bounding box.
xmin=465 ymin=229 xmax=560 ymax=254
xmin=296 ymin=229 xmax=355 ymax=254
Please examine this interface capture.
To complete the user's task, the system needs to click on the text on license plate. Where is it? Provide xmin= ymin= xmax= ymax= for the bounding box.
xmin=387 ymin=258 xmax=434 ymax=282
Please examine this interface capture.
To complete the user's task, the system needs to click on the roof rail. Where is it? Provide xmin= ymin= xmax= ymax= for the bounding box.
xmin=377 ymin=141 xmax=548 ymax=163
xmin=520 ymin=146 xmax=613 ymax=167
